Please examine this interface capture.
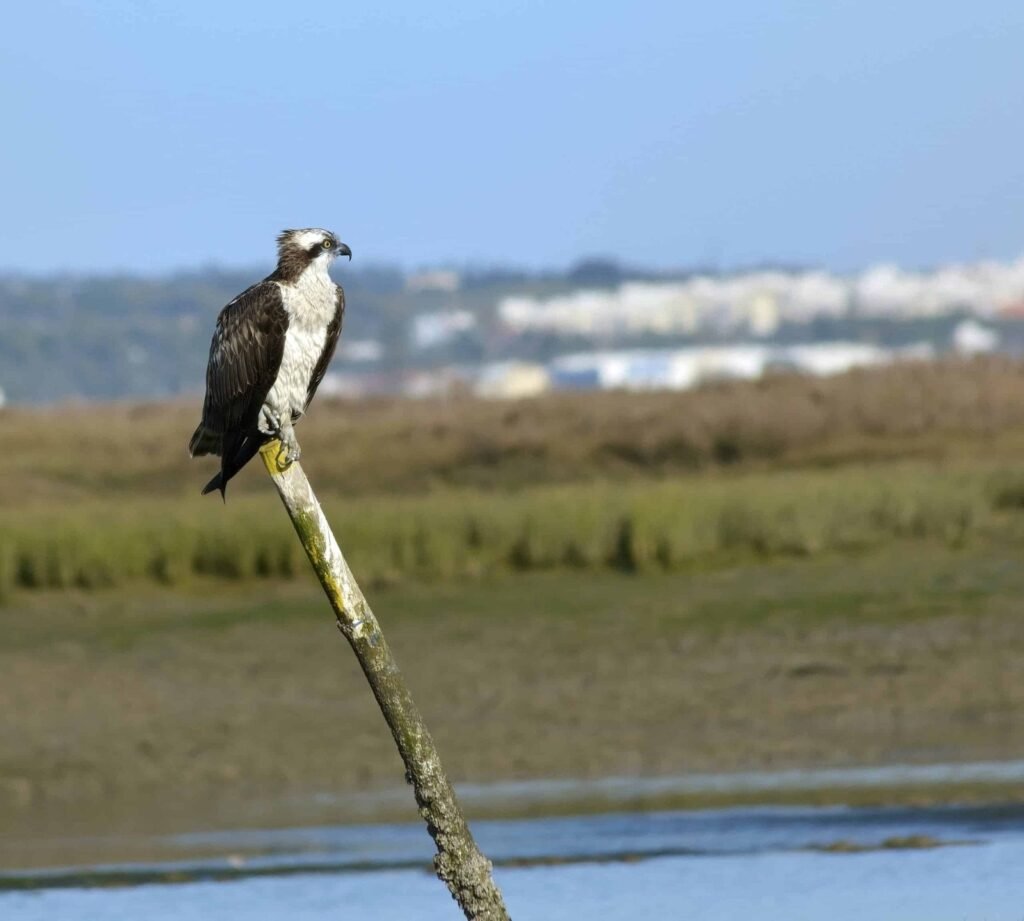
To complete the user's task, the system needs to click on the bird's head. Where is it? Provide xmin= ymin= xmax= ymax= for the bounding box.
xmin=275 ymin=228 xmax=352 ymax=281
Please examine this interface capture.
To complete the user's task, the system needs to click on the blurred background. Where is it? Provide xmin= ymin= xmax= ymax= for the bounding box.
xmin=4 ymin=3 xmax=1024 ymax=919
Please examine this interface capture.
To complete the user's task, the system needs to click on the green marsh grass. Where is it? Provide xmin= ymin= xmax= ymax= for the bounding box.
xmin=2 ymin=463 xmax=1018 ymax=602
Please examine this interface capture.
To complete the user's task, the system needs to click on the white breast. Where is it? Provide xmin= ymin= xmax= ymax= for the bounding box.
xmin=265 ymin=263 xmax=337 ymax=422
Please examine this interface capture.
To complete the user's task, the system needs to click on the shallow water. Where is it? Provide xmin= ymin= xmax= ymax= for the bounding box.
xmin=8 ymin=842 xmax=1024 ymax=921
xmin=3 ymin=801 xmax=1024 ymax=920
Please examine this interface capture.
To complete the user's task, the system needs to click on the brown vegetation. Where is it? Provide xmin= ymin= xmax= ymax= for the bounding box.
xmin=6 ymin=357 xmax=1024 ymax=506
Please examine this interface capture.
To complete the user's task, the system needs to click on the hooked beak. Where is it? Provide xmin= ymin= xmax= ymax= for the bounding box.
xmin=336 ymin=241 xmax=352 ymax=261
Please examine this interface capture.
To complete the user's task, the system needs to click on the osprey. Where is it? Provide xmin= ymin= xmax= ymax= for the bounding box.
xmin=189 ymin=228 xmax=351 ymax=497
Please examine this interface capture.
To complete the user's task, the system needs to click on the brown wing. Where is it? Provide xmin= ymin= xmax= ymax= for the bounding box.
xmin=304 ymin=284 xmax=345 ymax=410
xmin=201 ymin=280 xmax=289 ymax=438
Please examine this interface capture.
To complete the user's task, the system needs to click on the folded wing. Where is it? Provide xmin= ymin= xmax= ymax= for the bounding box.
xmin=188 ymin=282 xmax=289 ymax=494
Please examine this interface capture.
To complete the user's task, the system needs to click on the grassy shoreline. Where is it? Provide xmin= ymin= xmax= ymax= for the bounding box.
xmin=5 ymin=460 xmax=1024 ymax=599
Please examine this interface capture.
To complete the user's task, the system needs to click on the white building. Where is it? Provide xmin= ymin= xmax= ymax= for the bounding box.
xmin=546 ymin=342 xmax=914 ymax=394
xmin=497 ymin=255 xmax=1024 ymax=337
xmin=406 ymin=270 xmax=461 ymax=293
xmin=338 ymin=339 xmax=384 ymax=362
xmin=411 ymin=310 xmax=477 ymax=350
xmin=474 ymin=362 xmax=550 ymax=399
xmin=952 ymin=319 xmax=1000 ymax=355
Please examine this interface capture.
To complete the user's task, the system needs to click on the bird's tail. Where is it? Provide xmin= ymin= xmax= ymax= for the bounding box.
xmin=201 ymin=433 xmax=267 ymax=500
xmin=201 ymin=470 xmax=226 ymax=500
xmin=188 ymin=424 xmax=222 ymax=458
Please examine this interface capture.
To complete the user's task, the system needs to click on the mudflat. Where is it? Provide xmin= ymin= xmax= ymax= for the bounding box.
xmin=3 ymin=543 xmax=1024 ymax=851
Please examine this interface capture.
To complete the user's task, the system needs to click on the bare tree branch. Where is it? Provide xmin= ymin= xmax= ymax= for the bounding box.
xmin=259 ymin=441 xmax=511 ymax=920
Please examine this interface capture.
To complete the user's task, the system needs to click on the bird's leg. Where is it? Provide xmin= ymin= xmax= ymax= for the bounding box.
xmin=276 ymin=416 xmax=302 ymax=466
xmin=258 ymin=406 xmax=279 ymax=436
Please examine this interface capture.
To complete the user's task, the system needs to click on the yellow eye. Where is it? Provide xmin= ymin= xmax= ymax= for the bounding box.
xmin=322 ymin=239 xmax=333 ymax=250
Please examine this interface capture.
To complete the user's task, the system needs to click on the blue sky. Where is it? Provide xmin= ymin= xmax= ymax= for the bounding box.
xmin=3 ymin=1 xmax=1024 ymax=274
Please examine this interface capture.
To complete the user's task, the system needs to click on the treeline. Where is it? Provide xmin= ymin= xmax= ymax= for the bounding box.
xmin=0 ymin=266 xmax=404 ymax=402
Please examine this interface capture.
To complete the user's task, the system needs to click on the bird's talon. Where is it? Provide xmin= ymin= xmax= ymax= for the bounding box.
xmin=274 ymin=441 xmax=291 ymax=471
xmin=274 ymin=428 xmax=301 ymax=468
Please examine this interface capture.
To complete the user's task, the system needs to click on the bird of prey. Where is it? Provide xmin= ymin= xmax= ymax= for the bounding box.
xmin=188 ymin=228 xmax=351 ymax=498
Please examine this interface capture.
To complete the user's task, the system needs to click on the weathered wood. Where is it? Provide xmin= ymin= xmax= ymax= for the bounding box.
xmin=259 ymin=441 xmax=511 ymax=921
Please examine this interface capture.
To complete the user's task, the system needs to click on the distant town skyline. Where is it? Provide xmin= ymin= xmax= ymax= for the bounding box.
xmin=3 ymin=2 xmax=1024 ymax=275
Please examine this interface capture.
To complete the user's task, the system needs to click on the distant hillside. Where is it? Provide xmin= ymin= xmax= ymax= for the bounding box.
xmin=5 ymin=255 xmax=1023 ymax=403
xmin=0 ymin=266 xmax=405 ymax=402
xmin=0 ymin=261 xmax=641 ymax=403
